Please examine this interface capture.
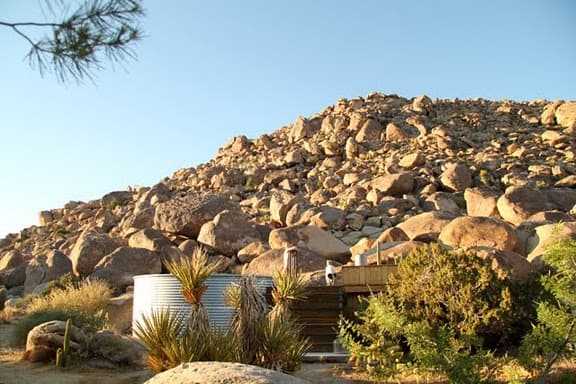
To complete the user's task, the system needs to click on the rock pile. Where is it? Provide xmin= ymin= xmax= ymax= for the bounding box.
xmin=2 ymin=94 xmax=576 ymax=298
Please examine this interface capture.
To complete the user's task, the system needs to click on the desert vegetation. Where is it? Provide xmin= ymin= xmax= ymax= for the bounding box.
xmin=339 ymin=239 xmax=576 ymax=383
xmin=134 ymin=246 xmax=311 ymax=373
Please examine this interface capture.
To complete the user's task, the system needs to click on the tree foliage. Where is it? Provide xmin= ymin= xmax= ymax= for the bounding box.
xmin=339 ymin=243 xmax=525 ymax=383
xmin=0 ymin=0 xmax=145 ymax=82
xmin=519 ymin=237 xmax=576 ymax=383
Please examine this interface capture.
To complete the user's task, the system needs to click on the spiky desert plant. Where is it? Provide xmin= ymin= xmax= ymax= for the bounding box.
xmin=256 ymin=315 xmax=311 ymax=372
xmin=164 ymin=246 xmax=218 ymax=335
xmin=164 ymin=246 xmax=218 ymax=305
xmin=269 ymin=269 xmax=307 ymax=322
xmin=225 ymin=277 xmax=269 ymax=364
xmin=133 ymin=308 xmax=206 ymax=372
xmin=206 ymin=327 xmax=241 ymax=362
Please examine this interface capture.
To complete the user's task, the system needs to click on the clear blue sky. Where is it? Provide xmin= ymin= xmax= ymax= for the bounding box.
xmin=0 ymin=1 xmax=574 ymax=238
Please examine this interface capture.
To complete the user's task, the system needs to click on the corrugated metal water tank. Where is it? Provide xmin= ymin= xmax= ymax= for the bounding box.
xmin=132 ymin=273 xmax=273 ymax=334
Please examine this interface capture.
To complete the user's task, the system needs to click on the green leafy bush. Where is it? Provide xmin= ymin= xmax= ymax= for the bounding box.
xmin=519 ymin=238 xmax=576 ymax=383
xmin=339 ymin=243 xmax=523 ymax=383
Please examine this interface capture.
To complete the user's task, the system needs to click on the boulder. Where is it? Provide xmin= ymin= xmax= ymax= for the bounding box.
xmin=399 ymin=151 xmax=426 ymax=169
xmin=197 ymin=209 xmax=261 ymax=256
xmin=541 ymin=100 xmax=562 ymax=125
xmin=365 ymin=241 xmax=424 ymax=264
xmin=440 ymin=163 xmax=472 ymax=192
xmin=70 ymin=229 xmax=118 ymax=277
xmin=268 ymin=224 xmax=350 ymax=262
xmin=1 ymin=263 xmax=26 ymax=289
xmin=89 ymin=330 xmax=146 ymax=367
xmin=286 ymin=116 xmax=320 ymax=143
xmin=497 ymin=185 xmax=555 ymax=225
xmin=25 ymin=320 xmax=86 ymax=357
xmin=374 ymin=227 xmax=410 ymax=244
xmin=526 ymin=222 xmax=576 ymax=266
xmin=237 ymin=241 xmax=270 ymax=264
xmin=385 ymin=122 xmax=413 ymax=141
xmin=269 ymin=190 xmax=304 ymax=226
xmin=154 ymin=193 xmax=239 ymax=238
xmin=354 ymin=118 xmax=383 ymax=143
xmin=471 ymin=246 xmax=537 ymax=280
xmin=555 ymin=102 xmax=576 ymax=128
xmin=128 ymin=228 xmax=171 ymax=252
xmin=370 ymin=172 xmax=414 ymax=197
xmin=106 ymin=292 xmax=134 ymax=333
xmin=143 ymin=362 xmax=307 ymax=384
xmin=101 ymin=190 xmax=133 ymax=209
xmin=464 ymin=187 xmax=500 ymax=217
xmin=0 ymin=250 xmax=23 ymax=270
xmin=309 ymin=206 xmax=347 ymax=230
xmin=91 ymin=247 xmax=161 ymax=291
xmin=422 ymin=192 xmax=461 ymax=215
xmin=242 ymin=247 xmax=328 ymax=276
xmin=439 ymin=216 xmax=518 ymax=252
xmin=24 ymin=250 xmax=72 ymax=294
xmin=396 ymin=211 xmax=455 ymax=241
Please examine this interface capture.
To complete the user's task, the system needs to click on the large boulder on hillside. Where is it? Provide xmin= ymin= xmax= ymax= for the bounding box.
xmin=464 ymin=187 xmax=500 ymax=217
xmin=100 ymin=190 xmax=133 ymax=209
xmin=143 ymin=362 xmax=307 ymax=384
xmin=91 ymin=247 xmax=161 ymax=291
xmin=268 ymin=224 xmax=350 ymax=262
xmin=128 ymin=229 xmax=171 ymax=251
xmin=197 ymin=210 xmax=261 ymax=256
xmin=440 ymin=163 xmax=472 ymax=192
xmin=242 ymin=247 xmax=328 ymax=276
xmin=0 ymin=250 xmax=25 ymax=288
xmin=154 ymin=193 xmax=239 ymax=238
xmin=70 ymin=229 xmax=118 ymax=277
xmin=237 ymin=241 xmax=270 ymax=264
xmin=286 ymin=116 xmax=320 ymax=143
xmin=541 ymin=100 xmax=562 ymax=125
xmin=497 ymin=185 xmax=555 ymax=225
xmin=354 ymin=118 xmax=383 ymax=143
xmin=555 ymin=102 xmax=576 ymax=128
xmin=269 ymin=190 xmax=306 ymax=227
xmin=526 ymin=222 xmax=576 ymax=266
xmin=370 ymin=173 xmax=414 ymax=197
xmin=24 ymin=250 xmax=72 ymax=294
xmin=0 ymin=250 xmax=23 ymax=271
xmin=546 ymin=188 xmax=576 ymax=211
xmin=365 ymin=241 xmax=424 ymax=264
xmin=309 ymin=206 xmax=347 ymax=230
xmin=439 ymin=216 xmax=518 ymax=252
xmin=471 ymin=247 xmax=537 ymax=280
xmin=422 ymin=192 xmax=461 ymax=215
xmin=396 ymin=211 xmax=456 ymax=241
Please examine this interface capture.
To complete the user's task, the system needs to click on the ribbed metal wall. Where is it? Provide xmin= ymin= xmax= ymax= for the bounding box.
xmin=132 ymin=274 xmax=273 ymax=335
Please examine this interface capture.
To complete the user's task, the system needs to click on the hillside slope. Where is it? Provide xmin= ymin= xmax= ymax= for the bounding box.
xmin=2 ymin=93 xmax=576 ymax=293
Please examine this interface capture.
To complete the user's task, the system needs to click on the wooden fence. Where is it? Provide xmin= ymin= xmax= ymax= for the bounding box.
xmin=291 ymin=286 xmax=344 ymax=352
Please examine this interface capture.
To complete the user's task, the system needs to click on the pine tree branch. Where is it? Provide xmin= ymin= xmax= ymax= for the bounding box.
xmin=538 ymin=316 xmax=576 ymax=384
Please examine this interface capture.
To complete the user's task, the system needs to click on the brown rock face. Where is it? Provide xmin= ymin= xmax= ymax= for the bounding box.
xmin=154 ymin=193 xmax=239 ymax=237
xmin=24 ymin=250 xmax=73 ymax=294
xmin=555 ymin=102 xmax=576 ymax=128
xmin=70 ymin=229 xmax=118 ymax=277
xmin=439 ymin=216 xmax=518 ymax=252
xmin=197 ymin=209 xmax=261 ymax=256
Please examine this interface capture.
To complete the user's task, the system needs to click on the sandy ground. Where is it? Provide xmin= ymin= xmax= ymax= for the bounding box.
xmin=0 ymin=322 xmax=371 ymax=384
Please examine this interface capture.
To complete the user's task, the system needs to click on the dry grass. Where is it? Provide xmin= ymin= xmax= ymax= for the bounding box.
xmin=26 ymin=279 xmax=111 ymax=315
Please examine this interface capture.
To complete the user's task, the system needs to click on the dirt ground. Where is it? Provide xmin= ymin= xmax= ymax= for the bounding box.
xmin=0 ymin=322 xmax=372 ymax=384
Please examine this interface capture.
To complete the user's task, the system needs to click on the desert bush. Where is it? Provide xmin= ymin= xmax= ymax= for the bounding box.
xmin=12 ymin=278 xmax=112 ymax=345
xmin=339 ymin=243 xmax=522 ymax=383
xmin=519 ymin=238 xmax=576 ymax=383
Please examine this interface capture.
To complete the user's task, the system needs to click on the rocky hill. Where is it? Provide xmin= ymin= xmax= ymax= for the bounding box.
xmin=2 ymin=93 xmax=576 ymax=296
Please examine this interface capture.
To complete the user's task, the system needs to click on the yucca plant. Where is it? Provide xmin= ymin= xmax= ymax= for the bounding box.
xmin=133 ymin=308 xmax=206 ymax=372
xmin=164 ymin=246 xmax=218 ymax=335
xmin=256 ymin=315 xmax=311 ymax=372
xmin=164 ymin=246 xmax=218 ymax=305
xmin=269 ymin=269 xmax=307 ymax=322
xmin=224 ymin=277 xmax=269 ymax=364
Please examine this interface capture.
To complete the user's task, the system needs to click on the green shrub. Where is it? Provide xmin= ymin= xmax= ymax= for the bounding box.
xmin=519 ymin=238 xmax=576 ymax=383
xmin=339 ymin=243 xmax=521 ymax=383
